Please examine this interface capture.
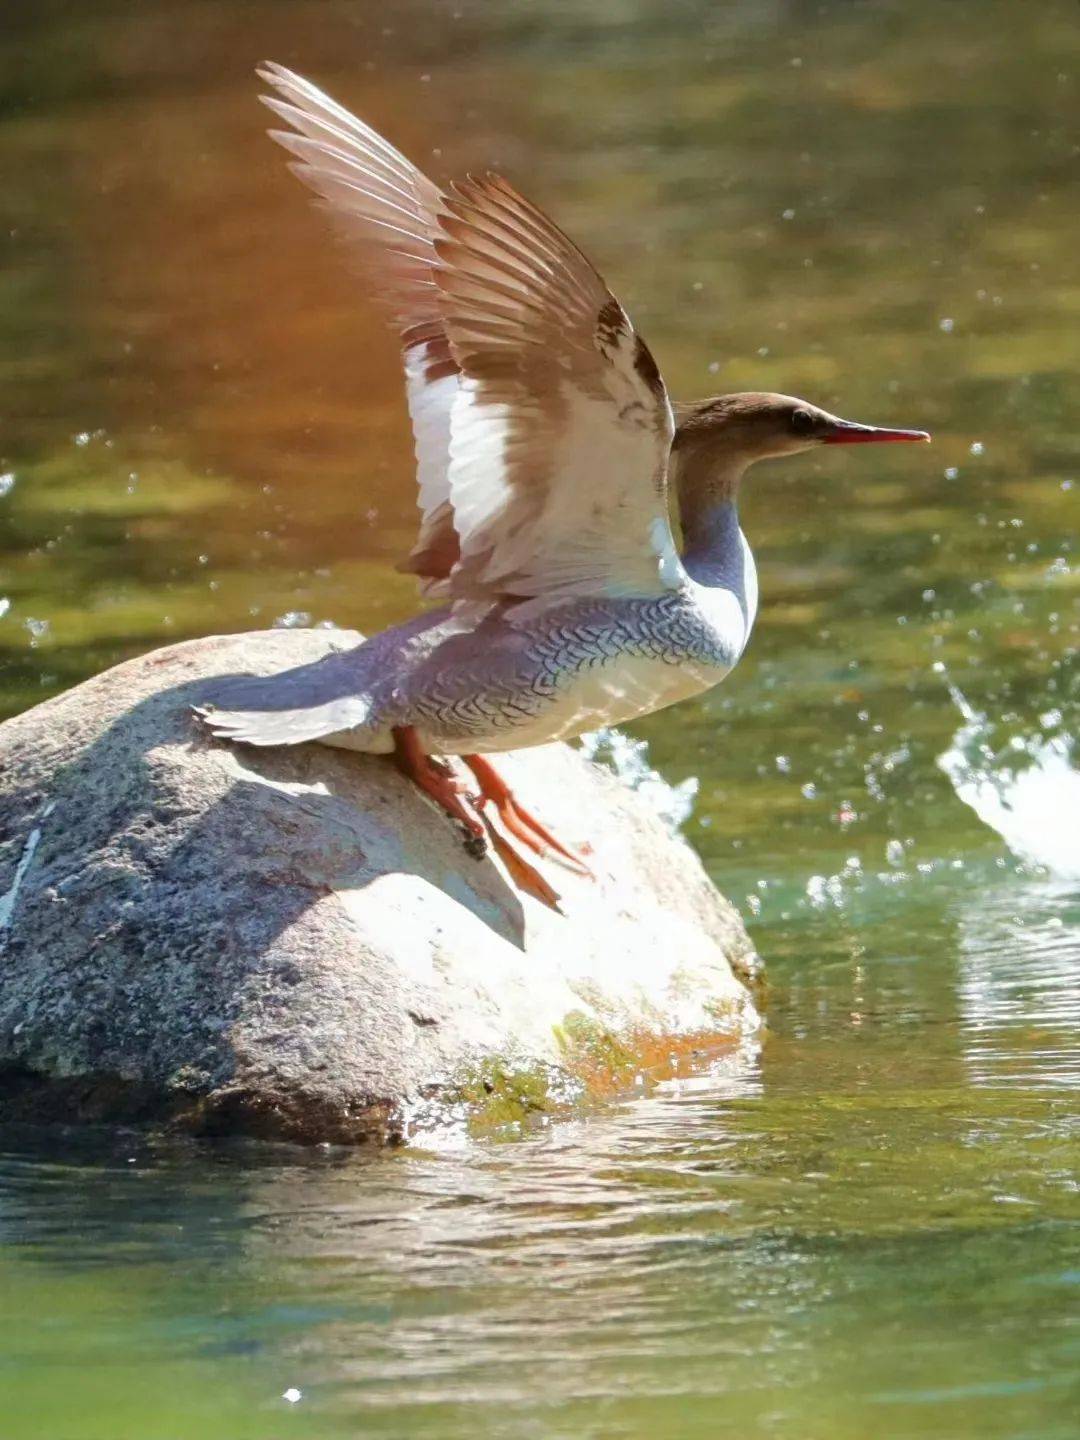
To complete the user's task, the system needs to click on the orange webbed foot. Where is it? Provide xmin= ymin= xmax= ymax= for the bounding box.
xmin=462 ymin=753 xmax=594 ymax=879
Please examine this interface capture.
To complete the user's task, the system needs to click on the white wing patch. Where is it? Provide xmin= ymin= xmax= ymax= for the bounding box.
xmin=403 ymin=349 xmax=458 ymax=534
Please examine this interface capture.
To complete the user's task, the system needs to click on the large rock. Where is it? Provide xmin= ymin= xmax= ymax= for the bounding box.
xmin=0 ymin=629 xmax=761 ymax=1143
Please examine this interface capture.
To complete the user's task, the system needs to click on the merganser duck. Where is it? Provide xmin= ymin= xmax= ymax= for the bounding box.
xmin=197 ymin=62 xmax=929 ymax=906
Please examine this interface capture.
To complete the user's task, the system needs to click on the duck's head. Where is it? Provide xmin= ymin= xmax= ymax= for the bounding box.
xmin=673 ymin=392 xmax=930 ymax=466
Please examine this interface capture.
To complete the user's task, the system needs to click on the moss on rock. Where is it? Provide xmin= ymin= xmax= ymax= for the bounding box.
xmin=447 ymin=1009 xmax=749 ymax=1139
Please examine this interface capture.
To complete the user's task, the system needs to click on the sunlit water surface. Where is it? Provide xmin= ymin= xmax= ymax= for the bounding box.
xmin=1 ymin=1 xmax=1078 ymax=1436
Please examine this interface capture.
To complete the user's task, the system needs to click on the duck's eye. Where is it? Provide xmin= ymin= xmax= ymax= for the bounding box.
xmin=790 ymin=409 xmax=815 ymax=436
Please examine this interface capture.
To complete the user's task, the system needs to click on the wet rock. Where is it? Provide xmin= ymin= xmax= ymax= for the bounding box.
xmin=0 ymin=629 xmax=761 ymax=1143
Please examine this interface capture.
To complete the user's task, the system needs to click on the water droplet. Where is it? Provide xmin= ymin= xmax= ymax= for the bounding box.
xmin=24 ymin=617 xmax=50 ymax=647
xmin=939 ymin=317 xmax=954 ymax=333
xmin=969 ymin=441 xmax=984 ymax=455
xmin=805 ymin=875 xmax=828 ymax=906
xmin=0 ymin=472 xmax=15 ymax=498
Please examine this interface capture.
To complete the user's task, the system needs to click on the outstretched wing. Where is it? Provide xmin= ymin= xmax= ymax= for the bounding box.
xmin=433 ymin=172 xmax=680 ymax=606
xmin=259 ymin=64 xmax=684 ymax=607
xmin=258 ymin=61 xmax=460 ymax=586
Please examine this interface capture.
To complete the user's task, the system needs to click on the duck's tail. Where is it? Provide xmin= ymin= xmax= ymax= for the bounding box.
xmin=192 ymin=663 xmax=377 ymax=748
xmin=193 ymin=700 xmax=373 ymax=747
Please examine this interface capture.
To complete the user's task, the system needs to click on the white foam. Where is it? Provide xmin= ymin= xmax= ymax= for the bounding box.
xmin=579 ymin=727 xmax=698 ymax=834
xmin=937 ymin=675 xmax=1080 ymax=881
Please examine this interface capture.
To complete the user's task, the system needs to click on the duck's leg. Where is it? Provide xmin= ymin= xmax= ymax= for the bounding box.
xmin=391 ymin=728 xmax=563 ymax=908
xmin=461 ymin=753 xmax=594 ymax=878
xmin=392 ymin=726 xmax=486 ymax=856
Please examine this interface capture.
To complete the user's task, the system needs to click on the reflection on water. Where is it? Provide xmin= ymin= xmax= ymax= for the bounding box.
xmin=2 ymin=983 xmax=1078 ymax=1440
xmin=1 ymin=0 xmax=1079 ymax=1436
xmin=958 ymin=885 xmax=1080 ymax=1091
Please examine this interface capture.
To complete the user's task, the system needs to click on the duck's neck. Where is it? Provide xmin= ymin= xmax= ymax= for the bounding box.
xmin=676 ymin=452 xmax=749 ymax=585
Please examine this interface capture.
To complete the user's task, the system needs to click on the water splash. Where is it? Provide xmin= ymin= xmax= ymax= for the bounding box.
xmin=937 ymin=668 xmax=1080 ymax=881
xmin=579 ymin=727 xmax=698 ymax=834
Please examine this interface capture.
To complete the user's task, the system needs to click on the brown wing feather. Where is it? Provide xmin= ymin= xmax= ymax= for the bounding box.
xmin=258 ymin=63 xmax=459 ymax=586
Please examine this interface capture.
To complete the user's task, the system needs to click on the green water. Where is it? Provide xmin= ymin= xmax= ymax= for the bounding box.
xmin=2 ymin=1 xmax=1078 ymax=1435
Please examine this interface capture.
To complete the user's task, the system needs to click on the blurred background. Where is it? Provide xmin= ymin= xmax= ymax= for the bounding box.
xmin=1 ymin=3 xmax=1078 ymax=1438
